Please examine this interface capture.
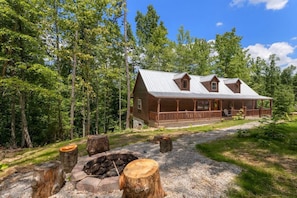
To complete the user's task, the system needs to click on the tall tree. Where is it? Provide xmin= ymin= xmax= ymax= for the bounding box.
xmin=174 ymin=26 xmax=211 ymax=75
xmin=263 ymin=54 xmax=281 ymax=97
xmin=280 ymin=65 xmax=296 ymax=85
xmin=0 ymin=0 xmax=64 ymax=147
xmin=214 ymin=28 xmax=250 ymax=80
xmin=135 ymin=5 xmax=169 ymax=70
xmin=123 ymin=0 xmax=131 ymax=129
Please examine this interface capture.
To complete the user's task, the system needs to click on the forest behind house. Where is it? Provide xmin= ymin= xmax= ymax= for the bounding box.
xmin=0 ymin=0 xmax=296 ymax=148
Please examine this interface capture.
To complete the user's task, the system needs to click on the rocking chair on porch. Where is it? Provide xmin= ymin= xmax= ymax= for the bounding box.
xmin=223 ymin=109 xmax=232 ymax=117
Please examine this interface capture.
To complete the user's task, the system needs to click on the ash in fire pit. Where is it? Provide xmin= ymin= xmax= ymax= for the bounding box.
xmin=83 ymin=153 xmax=138 ymax=179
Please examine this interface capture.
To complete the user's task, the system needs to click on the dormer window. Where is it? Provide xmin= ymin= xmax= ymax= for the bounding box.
xmin=201 ymin=74 xmax=219 ymax=92
xmin=173 ymin=72 xmax=191 ymax=91
xmin=224 ymin=78 xmax=241 ymax=93
xmin=182 ymin=79 xmax=188 ymax=90
xmin=211 ymin=82 xmax=217 ymax=91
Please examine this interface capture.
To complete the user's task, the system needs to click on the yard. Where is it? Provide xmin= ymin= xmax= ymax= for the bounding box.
xmin=1 ymin=118 xmax=296 ymax=197
xmin=196 ymin=119 xmax=297 ymax=197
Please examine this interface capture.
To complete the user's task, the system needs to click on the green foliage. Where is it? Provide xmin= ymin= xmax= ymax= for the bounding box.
xmin=197 ymin=121 xmax=297 ymax=197
xmin=0 ymin=1 xmax=296 ymax=149
xmin=214 ymin=28 xmax=250 ymax=81
xmin=273 ymin=84 xmax=295 ymax=118
xmin=232 ymin=108 xmax=245 ymax=120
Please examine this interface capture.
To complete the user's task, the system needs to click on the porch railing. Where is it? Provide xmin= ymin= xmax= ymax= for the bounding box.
xmin=149 ymin=110 xmax=221 ymax=121
xmin=149 ymin=108 xmax=271 ymax=122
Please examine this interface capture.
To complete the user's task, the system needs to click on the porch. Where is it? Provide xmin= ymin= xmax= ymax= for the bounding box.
xmin=149 ymin=108 xmax=271 ymax=121
xmin=148 ymin=98 xmax=272 ymax=127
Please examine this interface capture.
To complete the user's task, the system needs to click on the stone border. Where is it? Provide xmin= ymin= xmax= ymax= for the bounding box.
xmin=70 ymin=150 xmax=142 ymax=193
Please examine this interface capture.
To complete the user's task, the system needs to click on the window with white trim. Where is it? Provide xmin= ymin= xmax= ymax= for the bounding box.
xmin=211 ymin=81 xmax=217 ymax=91
xmin=137 ymin=98 xmax=142 ymax=110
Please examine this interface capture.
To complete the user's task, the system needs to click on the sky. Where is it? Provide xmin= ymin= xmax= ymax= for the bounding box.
xmin=127 ymin=0 xmax=297 ymax=69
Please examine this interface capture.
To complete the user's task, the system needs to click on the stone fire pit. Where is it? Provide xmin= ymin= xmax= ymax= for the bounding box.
xmin=70 ymin=150 xmax=141 ymax=193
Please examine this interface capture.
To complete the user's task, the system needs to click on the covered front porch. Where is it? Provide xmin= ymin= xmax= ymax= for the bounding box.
xmin=148 ymin=97 xmax=272 ymax=127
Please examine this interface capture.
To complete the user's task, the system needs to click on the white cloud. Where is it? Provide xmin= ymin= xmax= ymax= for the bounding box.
xmin=250 ymin=0 xmax=288 ymax=10
xmin=246 ymin=42 xmax=297 ymax=68
xmin=216 ymin=22 xmax=223 ymax=27
xmin=291 ymin=37 xmax=297 ymax=41
xmin=230 ymin=0 xmax=288 ymax=10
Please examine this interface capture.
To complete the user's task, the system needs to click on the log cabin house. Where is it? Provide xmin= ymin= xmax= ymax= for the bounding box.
xmin=132 ymin=69 xmax=272 ymax=128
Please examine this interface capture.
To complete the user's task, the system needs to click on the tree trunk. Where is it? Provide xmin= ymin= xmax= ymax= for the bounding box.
xmin=124 ymin=0 xmax=131 ymax=129
xmin=20 ymin=93 xmax=33 ymax=148
xmin=86 ymin=135 xmax=109 ymax=156
xmin=10 ymin=97 xmax=17 ymax=148
xmin=95 ymin=97 xmax=99 ymax=135
xmin=59 ymin=144 xmax=78 ymax=173
xmin=120 ymin=158 xmax=166 ymax=198
xmin=31 ymin=161 xmax=65 ymax=198
xmin=86 ymin=91 xmax=91 ymax=135
xmin=70 ymin=30 xmax=78 ymax=139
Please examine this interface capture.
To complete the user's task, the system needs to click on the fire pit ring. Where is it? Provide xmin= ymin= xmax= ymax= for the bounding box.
xmin=70 ymin=150 xmax=141 ymax=193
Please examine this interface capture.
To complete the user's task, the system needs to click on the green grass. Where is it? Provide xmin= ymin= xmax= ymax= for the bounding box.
xmin=196 ymin=120 xmax=297 ymax=197
xmin=0 ymin=119 xmax=255 ymax=178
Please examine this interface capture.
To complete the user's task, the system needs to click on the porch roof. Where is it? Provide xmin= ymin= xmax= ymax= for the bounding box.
xmin=149 ymin=91 xmax=271 ymax=100
xmin=138 ymin=69 xmax=272 ymax=100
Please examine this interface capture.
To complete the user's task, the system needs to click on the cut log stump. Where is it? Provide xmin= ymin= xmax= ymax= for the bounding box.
xmin=86 ymin=135 xmax=110 ymax=156
xmin=59 ymin=144 xmax=78 ymax=173
xmin=151 ymin=135 xmax=164 ymax=144
xmin=31 ymin=160 xmax=65 ymax=198
xmin=119 ymin=158 xmax=166 ymax=198
xmin=160 ymin=136 xmax=172 ymax=153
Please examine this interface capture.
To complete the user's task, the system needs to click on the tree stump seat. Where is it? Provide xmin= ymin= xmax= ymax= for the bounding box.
xmin=31 ymin=161 xmax=65 ymax=198
xmin=86 ymin=135 xmax=110 ymax=156
xmin=119 ymin=158 xmax=166 ymax=198
xmin=59 ymin=144 xmax=78 ymax=173
xmin=160 ymin=136 xmax=172 ymax=153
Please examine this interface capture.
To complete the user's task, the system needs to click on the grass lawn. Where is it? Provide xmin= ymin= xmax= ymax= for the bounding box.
xmin=196 ymin=120 xmax=297 ymax=197
xmin=0 ymin=119 xmax=251 ymax=178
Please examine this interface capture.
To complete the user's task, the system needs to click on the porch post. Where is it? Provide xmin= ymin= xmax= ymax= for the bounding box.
xmin=259 ymin=99 xmax=263 ymax=117
xmin=208 ymin=99 xmax=211 ymax=120
xmin=220 ymin=100 xmax=223 ymax=118
xmin=193 ymin=99 xmax=197 ymax=120
xmin=157 ymin=99 xmax=161 ymax=122
xmin=176 ymin=100 xmax=179 ymax=121
xmin=252 ymin=100 xmax=255 ymax=116
xmin=242 ymin=100 xmax=246 ymax=118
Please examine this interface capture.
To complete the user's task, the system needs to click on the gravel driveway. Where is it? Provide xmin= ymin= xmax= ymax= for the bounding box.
xmin=0 ymin=121 xmax=260 ymax=198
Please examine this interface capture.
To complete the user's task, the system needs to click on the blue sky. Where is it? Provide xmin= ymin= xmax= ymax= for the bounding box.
xmin=127 ymin=0 xmax=297 ymax=68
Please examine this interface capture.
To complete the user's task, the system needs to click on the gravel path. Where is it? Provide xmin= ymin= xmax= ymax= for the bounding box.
xmin=0 ymin=121 xmax=260 ymax=198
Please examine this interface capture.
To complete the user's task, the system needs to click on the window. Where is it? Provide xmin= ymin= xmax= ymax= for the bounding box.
xmin=182 ymin=79 xmax=188 ymax=90
xmin=137 ymin=99 xmax=142 ymax=110
xmin=211 ymin=81 xmax=217 ymax=91
xmin=197 ymin=100 xmax=209 ymax=110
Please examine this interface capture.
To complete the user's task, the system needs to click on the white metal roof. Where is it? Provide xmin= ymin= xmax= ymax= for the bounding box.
xmin=137 ymin=69 xmax=272 ymax=100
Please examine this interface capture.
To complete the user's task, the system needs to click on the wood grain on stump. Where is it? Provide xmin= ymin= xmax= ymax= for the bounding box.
xmin=59 ymin=144 xmax=78 ymax=173
xmin=31 ymin=161 xmax=65 ymax=198
xmin=119 ymin=158 xmax=166 ymax=198
xmin=160 ymin=136 xmax=172 ymax=153
xmin=86 ymin=135 xmax=109 ymax=156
